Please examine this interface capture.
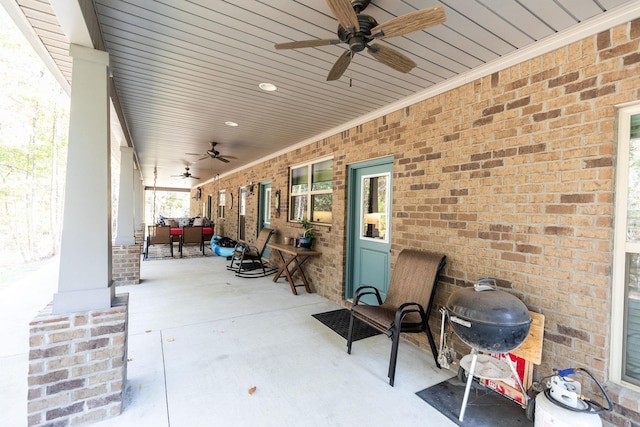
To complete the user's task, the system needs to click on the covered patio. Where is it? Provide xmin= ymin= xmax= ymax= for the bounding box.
xmin=1 ymin=254 xmax=458 ymax=426
xmin=6 ymin=0 xmax=640 ymax=425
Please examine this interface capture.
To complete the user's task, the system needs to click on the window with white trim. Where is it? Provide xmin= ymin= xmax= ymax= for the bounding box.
xmin=217 ymin=190 xmax=226 ymax=219
xmin=289 ymin=157 xmax=333 ymax=224
xmin=613 ymin=104 xmax=640 ymax=390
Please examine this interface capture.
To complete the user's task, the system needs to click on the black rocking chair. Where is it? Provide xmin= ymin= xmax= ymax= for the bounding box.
xmin=227 ymin=228 xmax=277 ymax=277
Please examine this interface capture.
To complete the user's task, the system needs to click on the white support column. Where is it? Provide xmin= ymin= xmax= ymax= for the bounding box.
xmin=53 ymin=44 xmax=113 ymax=314
xmin=114 ymin=146 xmax=135 ymax=245
xmin=134 ymin=172 xmax=144 ymax=232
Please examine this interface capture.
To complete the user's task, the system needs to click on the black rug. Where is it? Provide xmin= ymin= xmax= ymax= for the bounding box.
xmin=312 ymin=308 xmax=382 ymax=341
xmin=416 ymin=376 xmax=533 ymax=427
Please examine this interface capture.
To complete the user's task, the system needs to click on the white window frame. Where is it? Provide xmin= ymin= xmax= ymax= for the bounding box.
xmin=359 ymin=172 xmax=391 ymax=243
xmin=612 ymin=103 xmax=640 ymax=391
xmin=288 ymin=156 xmax=333 ymax=224
xmin=218 ymin=189 xmax=226 ymax=219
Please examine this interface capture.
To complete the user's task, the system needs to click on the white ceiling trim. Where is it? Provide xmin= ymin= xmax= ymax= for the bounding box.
xmin=214 ymin=0 xmax=640 ymax=184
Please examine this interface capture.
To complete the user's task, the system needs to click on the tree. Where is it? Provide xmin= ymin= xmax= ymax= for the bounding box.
xmin=0 ymin=6 xmax=69 ymax=271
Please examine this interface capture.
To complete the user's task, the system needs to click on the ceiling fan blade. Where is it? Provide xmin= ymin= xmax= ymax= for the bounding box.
xmin=326 ymin=0 xmax=359 ymax=32
xmin=186 ymin=153 xmax=209 ymax=161
xmin=327 ymin=50 xmax=352 ymax=81
xmin=367 ymin=44 xmax=416 ymax=73
xmin=275 ymin=39 xmax=341 ymax=50
xmin=216 ymin=157 xmax=230 ymax=163
xmin=372 ymin=6 xmax=446 ymax=39
xmin=191 ymin=176 xmax=201 ymax=179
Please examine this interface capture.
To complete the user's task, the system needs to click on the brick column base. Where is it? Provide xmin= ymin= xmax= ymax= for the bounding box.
xmin=112 ymin=244 xmax=141 ymax=286
xmin=134 ymin=229 xmax=144 ymax=246
xmin=27 ymin=294 xmax=129 ymax=427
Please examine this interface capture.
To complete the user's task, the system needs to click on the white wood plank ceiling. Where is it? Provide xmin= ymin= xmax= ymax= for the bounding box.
xmin=7 ymin=0 xmax=639 ymax=188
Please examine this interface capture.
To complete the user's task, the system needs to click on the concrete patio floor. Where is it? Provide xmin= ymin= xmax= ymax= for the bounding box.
xmin=0 ymin=253 xmax=457 ymax=427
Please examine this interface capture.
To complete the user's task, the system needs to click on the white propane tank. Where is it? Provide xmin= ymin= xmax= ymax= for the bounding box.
xmin=535 ymin=392 xmax=602 ymax=427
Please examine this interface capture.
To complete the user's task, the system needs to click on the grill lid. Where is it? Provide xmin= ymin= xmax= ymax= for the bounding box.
xmin=446 ymin=279 xmax=531 ymax=327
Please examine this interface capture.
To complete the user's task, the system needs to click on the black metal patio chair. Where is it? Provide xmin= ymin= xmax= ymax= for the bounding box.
xmin=347 ymin=249 xmax=446 ymax=386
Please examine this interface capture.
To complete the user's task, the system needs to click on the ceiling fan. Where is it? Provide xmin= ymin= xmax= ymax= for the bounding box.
xmin=187 ymin=142 xmax=237 ymax=163
xmin=274 ymin=0 xmax=446 ymax=81
xmin=172 ymin=167 xmax=200 ymax=180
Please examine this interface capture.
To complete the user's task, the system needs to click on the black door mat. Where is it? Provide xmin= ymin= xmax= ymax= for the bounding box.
xmin=312 ymin=308 xmax=382 ymax=341
xmin=416 ymin=376 xmax=533 ymax=427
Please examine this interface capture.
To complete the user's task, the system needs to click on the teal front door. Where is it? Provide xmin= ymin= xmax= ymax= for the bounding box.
xmin=259 ymin=182 xmax=272 ymax=258
xmin=347 ymin=158 xmax=393 ymax=303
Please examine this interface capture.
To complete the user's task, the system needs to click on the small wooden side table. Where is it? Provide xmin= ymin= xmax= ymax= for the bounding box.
xmin=268 ymin=243 xmax=321 ymax=295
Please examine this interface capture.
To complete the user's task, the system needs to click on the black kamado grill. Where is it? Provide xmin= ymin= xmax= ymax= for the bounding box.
xmin=445 ymin=278 xmax=533 ymax=422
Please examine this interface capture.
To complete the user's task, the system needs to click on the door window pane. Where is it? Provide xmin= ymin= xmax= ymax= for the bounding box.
xmin=264 ymin=188 xmax=272 ymax=224
xmin=361 ymin=174 xmax=389 ymax=240
xmin=240 ymin=188 xmax=246 ymax=215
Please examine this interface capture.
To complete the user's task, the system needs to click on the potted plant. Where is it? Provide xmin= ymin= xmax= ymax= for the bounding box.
xmin=298 ymin=219 xmax=315 ymax=249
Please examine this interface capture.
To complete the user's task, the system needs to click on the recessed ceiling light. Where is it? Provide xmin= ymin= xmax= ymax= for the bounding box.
xmin=259 ymin=82 xmax=277 ymax=91
xmin=225 ymin=121 xmax=239 ymax=127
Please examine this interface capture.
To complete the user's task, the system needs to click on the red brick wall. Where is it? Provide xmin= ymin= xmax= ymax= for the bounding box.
xmin=193 ymin=18 xmax=640 ymax=425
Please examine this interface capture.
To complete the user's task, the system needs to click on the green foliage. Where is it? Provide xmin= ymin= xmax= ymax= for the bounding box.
xmin=299 ymin=218 xmax=315 ymax=239
xmin=145 ymin=190 xmax=191 ymax=224
xmin=0 ymin=7 xmax=69 ymax=271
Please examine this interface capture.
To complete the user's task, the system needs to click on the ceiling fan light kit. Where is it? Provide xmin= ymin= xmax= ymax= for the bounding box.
xmin=186 ymin=142 xmax=237 ymax=164
xmin=274 ymin=0 xmax=446 ymax=81
xmin=172 ymin=167 xmax=200 ymax=180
